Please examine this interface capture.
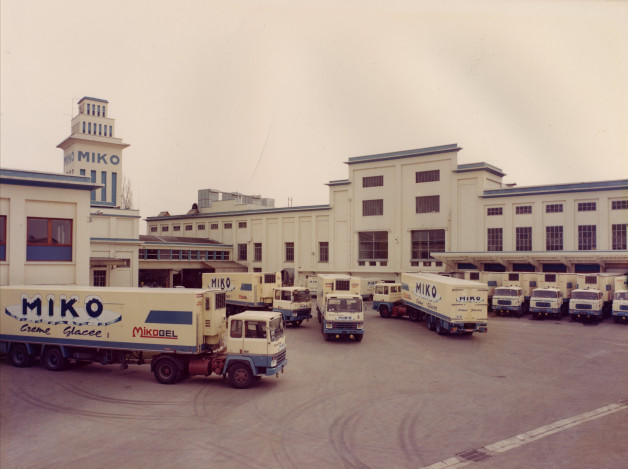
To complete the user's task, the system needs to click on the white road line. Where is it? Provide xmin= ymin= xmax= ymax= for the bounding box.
xmin=420 ymin=402 xmax=628 ymax=469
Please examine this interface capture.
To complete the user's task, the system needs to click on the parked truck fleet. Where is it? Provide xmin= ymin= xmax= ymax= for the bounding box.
xmin=0 ymin=285 xmax=287 ymax=388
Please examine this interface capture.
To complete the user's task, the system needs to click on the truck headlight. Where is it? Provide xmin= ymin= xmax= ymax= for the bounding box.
xmin=357 ymin=323 xmax=364 ymax=330
xmin=271 ymin=357 xmax=277 ymax=367
xmin=326 ymin=323 xmax=332 ymax=329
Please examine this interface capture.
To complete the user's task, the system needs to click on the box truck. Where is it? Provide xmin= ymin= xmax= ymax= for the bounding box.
xmin=316 ymin=274 xmax=364 ymax=341
xmin=401 ymin=272 xmax=488 ymax=335
xmin=569 ymin=273 xmax=621 ymax=321
xmin=612 ymin=275 xmax=628 ymax=323
xmin=0 ymin=285 xmax=287 ymax=388
xmin=530 ymin=273 xmax=576 ymax=320
xmin=202 ymin=272 xmax=281 ymax=315
xmin=272 ymin=286 xmax=312 ymax=326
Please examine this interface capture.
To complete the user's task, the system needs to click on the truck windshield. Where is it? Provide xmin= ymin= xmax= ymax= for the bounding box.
xmin=495 ymin=288 xmax=519 ymax=297
xmin=327 ymin=298 xmax=363 ymax=312
xmin=572 ymin=291 xmax=599 ymax=300
xmin=268 ymin=317 xmax=285 ymax=341
xmin=532 ymin=290 xmax=558 ymax=299
xmin=615 ymin=291 xmax=628 ymax=301
xmin=293 ymin=290 xmax=310 ymax=303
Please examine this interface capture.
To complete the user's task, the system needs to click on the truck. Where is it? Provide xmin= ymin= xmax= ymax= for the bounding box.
xmin=465 ymin=271 xmax=502 ymax=311
xmin=272 ymin=286 xmax=312 ymax=326
xmin=612 ymin=275 xmax=628 ymax=323
xmin=491 ymin=272 xmax=537 ymax=317
xmin=569 ymin=274 xmax=622 ymax=322
xmin=355 ymin=277 xmax=381 ymax=301
xmin=400 ymin=272 xmax=488 ymax=335
xmin=372 ymin=282 xmax=403 ymax=318
xmin=530 ymin=273 xmax=576 ymax=320
xmin=316 ymin=274 xmax=364 ymax=341
xmin=202 ymin=272 xmax=281 ymax=315
xmin=0 ymin=285 xmax=287 ymax=388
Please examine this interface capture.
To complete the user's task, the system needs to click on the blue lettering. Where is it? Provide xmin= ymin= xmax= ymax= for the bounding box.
xmin=110 ymin=155 xmax=120 ymax=165
xmin=97 ymin=153 xmax=108 ymax=164
xmin=22 ymin=297 xmax=42 ymax=316
xmin=61 ymin=298 xmax=79 ymax=318
xmin=78 ymin=151 xmax=90 ymax=162
xmin=85 ymin=298 xmax=103 ymax=318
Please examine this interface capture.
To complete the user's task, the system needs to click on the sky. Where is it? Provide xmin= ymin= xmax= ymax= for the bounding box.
xmin=1 ymin=0 xmax=627 ymax=232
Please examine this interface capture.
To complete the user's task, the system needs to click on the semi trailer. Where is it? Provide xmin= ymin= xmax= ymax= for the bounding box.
xmin=202 ymin=272 xmax=281 ymax=315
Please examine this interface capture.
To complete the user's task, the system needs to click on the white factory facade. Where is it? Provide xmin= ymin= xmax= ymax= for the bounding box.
xmin=1 ymin=98 xmax=627 ymax=288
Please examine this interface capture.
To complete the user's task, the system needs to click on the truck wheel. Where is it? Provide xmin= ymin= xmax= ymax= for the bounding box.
xmin=42 ymin=347 xmax=68 ymax=371
xmin=427 ymin=316 xmax=436 ymax=331
xmin=379 ymin=305 xmax=390 ymax=318
xmin=228 ymin=363 xmax=254 ymax=389
xmin=435 ymin=320 xmax=445 ymax=335
xmin=9 ymin=343 xmax=32 ymax=368
xmin=409 ymin=310 xmax=419 ymax=322
xmin=153 ymin=357 xmax=181 ymax=384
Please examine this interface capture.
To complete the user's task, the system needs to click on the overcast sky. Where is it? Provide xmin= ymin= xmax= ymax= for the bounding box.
xmin=1 ymin=0 xmax=627 ymax=231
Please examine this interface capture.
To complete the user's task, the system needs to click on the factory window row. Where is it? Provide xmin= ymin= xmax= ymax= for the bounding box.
xmin=82 ymin=103 xmax=106 ymax=117
xmin=139 ymin=249 xmax=230 ymax=261
xmin=82 ymin=121 xmax=112 ymax=137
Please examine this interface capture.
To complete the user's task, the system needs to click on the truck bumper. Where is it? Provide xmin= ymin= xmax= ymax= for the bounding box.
xmin=323 ymin=321 xmax=364 ymax=336
xmin=612 ymin=312 xmax=628 ymax=322
xmin=530 ymin=308 xmax=560 ymax=318
xmin=264 ymin=359 xmax=287 ymax=377
xmin=284 ymin=312 xmax=313 ymax=324
xmin=448 ymin=322 xmax=487 ymax=334
xmin=569 ymin=309 xmax=602 ymax=320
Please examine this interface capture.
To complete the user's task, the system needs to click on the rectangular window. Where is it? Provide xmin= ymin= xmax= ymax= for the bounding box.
xmin=546 ymin=204 xmax=563 ymax=213
xmin=516 ymin=206 xmax=532 ymax=215
xmin=27 ymin=217 xmax=73 ymax=261
xmin=578 ymin=225 xmax=596 ymax=250
xmin=93 ymin=270 xmax=106 ymax=287
xmin=224 ymin=223 xmax=232 ymax=229
xmin=285 ymin=242 xmax=294 ymax=262
xmin=98 ymin=124 xmax=102 ymax=136
xmin=238 ymin=221 xmax=247 ymax=228
xmin=612 ymin=200 xmax=628 ymax=210
xmin=109 ymin=125 xmax=112 ymax=137
xmin=487 ymin=228 xmax=503 ymax=252
xmin=416 ymin=170 xmax=440 ymax=183
xmin=516 ymin=227 xmax=532 ymax=251
xmin=319 ymin=241 xmax=329 ymax=263
xmin=612 ymin=224 xmax=627 ymax=250
xmin=363 ymin=199 xmax=383 ymax=216
xmin=411 ymin=229 xmax=445 ymax=260
xmin=173 ymin=225 xmax=181 ymax=232
xmin=578 ymin=202 xmax=596 ymax=212
xmin=82 ymin=122 xmax=85 ymax=133
xmin=210 ymin=223 xmax=219 ymax=230
xmin=185 ymin=225 xmax=193 ymax=231
xmin=254 ymin=243 xmax=262 ymax=262
xmin=238 ymin=243 xmax=247 ymax=261
xmin=150 ymin=226 xmax=157 ymax=233
xmin=546 ymin=226 xmax=563 ymax=251
xmin=363 ymin=175 xmax=383 ymax=187
xmin=585 ymin=275 xmax=597 ymax=285
xmin=197 ymin=224 xmax=206 ymax=230
xmin=416 ymin=195 xmax=440 ymax=213
xmin=358 ymin=231 xmax=388 ymax=261
xmin=0 ymin=215 xmax=6 ymax=261
xmin=161 ymin=226 xmax=169 ymax=232
xmin=487 ymin=207 xmax=503 ymax=216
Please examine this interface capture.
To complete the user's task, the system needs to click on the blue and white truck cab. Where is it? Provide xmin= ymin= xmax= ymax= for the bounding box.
xmin=272 ymin=286 xmax=312 ymax=326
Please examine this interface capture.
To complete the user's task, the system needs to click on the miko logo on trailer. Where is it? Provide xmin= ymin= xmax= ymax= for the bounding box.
xmin=208 ymin=277 xmax=235 ymax=292
xmin=413 ymin=282 xmax=442 ymax=303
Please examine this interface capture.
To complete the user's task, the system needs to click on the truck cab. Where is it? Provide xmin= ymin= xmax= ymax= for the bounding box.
xmin=372 ymin=282 xmax=402 ymax=317
xmin=318 ymin=294 xmax=364 ymax=342
xmin=612 ymin=290 xmax=628 ymax=323
xmin=530 ymin=288 xmax=566 ymax=320
xmin=273 ymin=286 xmax=312 ymax=326
xmin=492 ymin=286 xmax=527 ymax=317
xmin=569 ymin=289 xmax=604 ymax=321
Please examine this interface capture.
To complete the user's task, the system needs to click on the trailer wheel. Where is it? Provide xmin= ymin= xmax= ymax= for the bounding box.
xmin=228 ymin=363 xmax=254 ymax=389
xmin=153 ymin=357 xmax=181 ymax=384
xmin=427 ymin=316 xmax=436 ymax=331
xmin=9 ymin=343 xmax=32 ymax=368
xmin=379 ymin=305 xmax=390 ymax=318
xmin=42 ymin=347 xmax=68 ymax=371
xmin=409 ymin=310 xmax=420 ymax=322
xmin=435 ymin=320 xmax=445 ymax=335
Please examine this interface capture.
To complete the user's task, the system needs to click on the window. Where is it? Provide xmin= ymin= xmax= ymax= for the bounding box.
xmin=238 ymin=243 xmax=247 ymax=261
xmin=612 ymin=200 xmax=628 ymax=210
xmin=245 ymin=320 xmax=267 ymax=339
xmin=516 ymin=206 xmax=532 ymax=215
xmin=416 ymin=195 xmax=439 ymax=213
xmin=516 ymin=227 xmax=532 ymax=251
xmin=230 ymin=319 xmax=243 ymax=338
xmin=173 ymin=225 xmax=181 ymax=232
xmin=0 ymin=215 xmax=6 ymax=261
xmin=612 ymin=224 xmax=627 ymax=250
xmin=150 ymin=226 xmax=157 ymax=233
xmin=197 ymin=224 xmax=206 ymax=230
xmin=93 ymin=270 xmax=106 ymax=287
xmin=224 ymin=223 xmax=232 ymax=229
xmin=487 ymin=228 xmax=503 ymax=252
xmin=546 ymin=204 xmax=563 ymax=213
xmin=185 ymin=225 xmax=193 ymax=231
xmin=254 ymin=243 xmax=262 ymax=262
xmin=578 ymin=202 xmax=596 ymax=212
xmin=358 ymin=231 xmax=388 ymax=261
xmin=363 ymin=175 xmax=383 ymax=187
xmin=578 ymin=225 xmax=596 ymax=250
xmin=411 ymin=229 xmax=445 ymax=260
xmin=285 ymin=242 xmax=294 ymax=262
xmin=238 ymin=221 xmax=247 ymax=229
xmin=161 ymin=226 xmax=169 ymax=232
xmin=319 ymin=242 xmax=329 ymax=263
xmin=546 ymin=226 xmax=563 ymax=251
xmin=27 ymin=217 xmax=73 ymax=261
xmin=416 ymin=170 xmax=440 ymax=183
xmin=210 ymin=223 xmax=219 ymax=230
xmin=585 ymin=275 xmax=597 ymax=285
xmin=363 ymin=199 xmax=383 ymax=216
xmin=487 ymin=207 xmax=503 ymax=216
xmin=469 ymin=272 xmax=480 ymax=280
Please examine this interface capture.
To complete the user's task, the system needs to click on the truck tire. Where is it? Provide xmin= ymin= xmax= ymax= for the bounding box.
xmin=9 ymin=343 xmax=32 ymax=368
xmin=42 ymin=347 xmax=68 ymax=371
xmin=435 ymin=320 xmax=446 ymax=335
xmin=427 ymin=315 xmax=436 ymax=331
xmin=379 ymin=305 xmax=390 ymax=318
xmin=153 ymin=357 xmax=181 ymax=384
xmin=409 ymin=310 xmax=420 ymax=322
xmin=228 ymin=363 xmax=254 ymax=389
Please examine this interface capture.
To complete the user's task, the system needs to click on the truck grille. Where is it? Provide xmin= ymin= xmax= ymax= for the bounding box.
xmin=497 ymin=300 xmax=512 ymax=306
xmin=575 ymin=304 xmax=592 ymax=310
xmin=276 ymin=349 xmax=287 ymax=364
xmin=535 ymin=302 xmax=551 ymax=308
xmin=620 ymin=305 xmax=628 ymax=311
xmin=331 ymin=322 xmax=360 ymax=330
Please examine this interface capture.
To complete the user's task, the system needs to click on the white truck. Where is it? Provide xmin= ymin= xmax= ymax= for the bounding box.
xmin=465 ymin=271 xmax=502 ymax=311
xmin=529 ymin=273 xmax=576 ymax=320
xmin=612 ymin=275 xmax=628 ymax=324
xmin=491 ymin=272 xmax=538 ymax=317
xmin=202 ymin=272 xmax=281 ymax=315
xmin=372 ymin=282 xmax=403 ymax=318
xmin=569 ymin=273 xmax=621 ymax=322
xmin=273 ymin=286 xmax=312 ymax=326
xmin=316 ymin=274 xmax=364 ymax=342
xmin=400 ymin=272 xmax=488 ymax=335
xmin=0 ymin=285 xmax=287 ymax=388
